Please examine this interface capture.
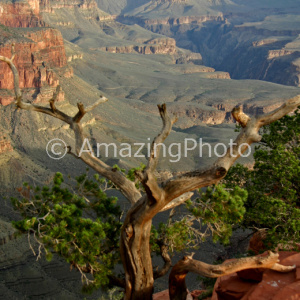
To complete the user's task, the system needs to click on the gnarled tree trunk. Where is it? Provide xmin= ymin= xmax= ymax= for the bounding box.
xmin=121 ymin=219 xmax=154 ymax=300
xmin=1 ymin=45 xmax=299 ymax=300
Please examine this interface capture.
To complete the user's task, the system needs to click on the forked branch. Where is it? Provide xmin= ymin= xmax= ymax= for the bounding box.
xmin=159 ymin=97 xmax=300 ymax=208
xmin=169 ymin=251 xmax=296 ymax=300
xmin=136 ymin=104 xmax=177 ymax=203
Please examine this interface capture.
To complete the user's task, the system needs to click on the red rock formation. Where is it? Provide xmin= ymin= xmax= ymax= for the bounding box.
xmin=0 ymin=28 xmax=67 ymax=88
xmin=0 ymin=28 xmax=67 ymax=105
xmin=211 ymin=251 xmax=300 ymax=300
xmin=0 ymin=0 xmax=43 ymax=27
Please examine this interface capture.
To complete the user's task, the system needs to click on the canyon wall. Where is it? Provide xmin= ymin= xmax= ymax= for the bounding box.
xmin=39 ymin=0 xmax=98 ymax=13
xmin=119 ymin=13 xmax=300 ymax=87
xmin=0 ymin=28 xmax=68 ymax=105
xmin=118 ymin=14 xmax=224 ymax=27
xmin=0 ymin=0 xmax=43 ymax=27
xmin=99 ymin=37 xmax=176 ymax=54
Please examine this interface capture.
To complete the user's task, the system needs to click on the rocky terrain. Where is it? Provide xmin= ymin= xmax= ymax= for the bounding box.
xmin=0 ymin=0 xmax=43 ymax=27
xmin=0 ymin=26 xmax=67 ymax=105
xmin=0 ymin=0 xmax=300 ymax=299
xmin=100 ymin=0 xmax=300 ymax=87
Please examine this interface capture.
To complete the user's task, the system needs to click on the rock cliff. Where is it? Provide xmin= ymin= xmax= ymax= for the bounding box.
xmin=118 ymin=14 xmax=224 ymax=27
xmin=0 ymin=0 xmax=43 ymax=27
xmin=116 ymin=5 xmax=300 ymax=88
xmin=99 ymin=37 xmax=176 ymax=54
xmin=0 ymin=27 xmax=68 ymax=105
xmin=40 ymin=0 xmax=98 ymax=13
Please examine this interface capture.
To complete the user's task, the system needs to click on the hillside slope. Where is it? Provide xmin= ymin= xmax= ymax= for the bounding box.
xmin=99 ymin=0 xmax=300 ymax=87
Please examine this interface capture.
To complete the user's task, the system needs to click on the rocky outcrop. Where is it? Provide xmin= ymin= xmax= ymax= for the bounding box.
xmin=0 ymin=28 xmax=67 ymax=88
xmin=212 ymin=251 xmax=300 ymax=300
xmin=170 ymin=105 xmax=228 ymax=126
xmin=252 ymin=39 xmax=280 ymax=47
xmin=267 ymin=49 xmax=297 ymax=59
xmin=67 ymin=53 xmax=83 ymax=62
xmin=148 ymin=15 xmax=224 ymax=26
xmin=119 ymin=14 xmax=224 ymax=27
xmin=175 ymin=51 xmax=202 ymax=65
xmin=0 ymin=28 xmax=67 ymax=105
xmin=122 ymin=10 xmax=300 ymax=87
xmin=0 ymin=0 xmax=43 ymax=27
xmin=39 ymin=0 xmax=97 ymax=13
xmin=99 ymin=38 xmax=176 ymax=55
xmin=177 ymin=102 xmax=280 ymax=126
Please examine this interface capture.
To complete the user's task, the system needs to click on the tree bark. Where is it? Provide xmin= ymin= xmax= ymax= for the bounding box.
xmin=120 ymin=211 xmax=154 ymax=300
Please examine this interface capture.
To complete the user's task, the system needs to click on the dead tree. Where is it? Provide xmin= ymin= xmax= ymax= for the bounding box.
xmin=1 ymin=46 xmax=298 ymax=300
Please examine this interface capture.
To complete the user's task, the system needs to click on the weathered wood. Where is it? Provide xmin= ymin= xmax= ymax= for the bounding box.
xmin=1 ymin=47 xmax=298 ymax=300
xmin=169 ymin=251 xmax=296 ymax=300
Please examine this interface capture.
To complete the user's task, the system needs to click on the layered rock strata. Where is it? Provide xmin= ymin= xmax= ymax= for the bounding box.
xmin=0 ymin=28 xmax=67 ymax=105
xmin=0 ymin=0 xmax=43 ymax=27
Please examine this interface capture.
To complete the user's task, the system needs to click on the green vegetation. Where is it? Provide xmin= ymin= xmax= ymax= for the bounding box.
xmin=223 ymin=108 xmax=300 ymax=248
xmin=11 ymin=169 xmax=247 ymax=293
xmin=10 ymin=109 xmax=299 ymax=294
xmin=12 ymin=172 xmax=123 ymax=292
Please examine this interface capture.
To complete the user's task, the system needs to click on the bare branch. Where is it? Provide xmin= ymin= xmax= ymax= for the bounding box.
xmin=169 ymin=251 xmax=296 ymax=300
xmin=159 ymin=192 xmax=193 ymax=212
xmin=159 ymin=97 xmax=300 ymax=206
xmin=147 ymin=104 xmax=178 ymax=175
xmin=231 ymin=105 xmax=251 ymax=127
xmin=153 ymin=242 xmax=172 ymax=279
xmin=73 ymin=97 xmax=108 ymax=123
xmin=137 ymin=104 xmax=177 ymax=203
xmin=85 ymin=96 xmax=107 ymax=113
xmin=162 ymin=167 xmax=227 ymax=204
xmin=0 ymin=46 xmax=22 ymax=100
xmin=257 ymin=95 xmax=300 ymax=126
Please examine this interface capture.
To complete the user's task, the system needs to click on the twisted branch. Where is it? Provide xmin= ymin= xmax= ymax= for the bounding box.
xmin=169 ymin=251 xmax=296 ymax=300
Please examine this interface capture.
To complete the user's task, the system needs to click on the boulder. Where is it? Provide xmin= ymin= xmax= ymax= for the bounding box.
xmin=212 ymin=251 xmax=300 ymax=300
